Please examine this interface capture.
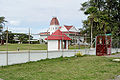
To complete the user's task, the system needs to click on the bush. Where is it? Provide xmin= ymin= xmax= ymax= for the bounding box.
xmin=75 ymin=51 xmax=83 ymax=57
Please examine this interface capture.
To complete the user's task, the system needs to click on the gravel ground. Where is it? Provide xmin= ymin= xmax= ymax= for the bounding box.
xmin=106 ymin=53 xmax=120 ymax=80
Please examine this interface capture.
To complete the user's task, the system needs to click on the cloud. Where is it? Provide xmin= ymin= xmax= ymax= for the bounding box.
xmin=0 ymin=0 xmax=88 ymax=36
xmin=9 ymin=27 xmax=28 ymax=33
xmin=9 ymin=20 xmax=20 ymax=26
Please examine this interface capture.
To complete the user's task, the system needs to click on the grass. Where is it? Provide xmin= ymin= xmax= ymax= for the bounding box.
xmin=0 ymin=44 xmax=88 ymax=51
xmin=69 ymin=45 xmax=89 ymax=49
xmin=0 ymin=56 xmax=120 ymax=80
xmin=0 ymin=44 xmax=47 ymax=51
xmin=111 ymin=52 xmax=120 ymax=55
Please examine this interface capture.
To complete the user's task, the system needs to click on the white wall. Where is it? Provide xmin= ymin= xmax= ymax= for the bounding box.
xmin=48 ymin=25 xmax=60 ymax=35
xmin=48 ymin=40 xmax=69 ymax=51
xmin=48 ymin=40 xmax=58 ymax=51
xmin=60 ymin=26 xmax=68 ymax=32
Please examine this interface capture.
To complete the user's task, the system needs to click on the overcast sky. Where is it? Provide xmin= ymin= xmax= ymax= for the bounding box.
xmin=0 ymin=0 xmax=88 ymax=37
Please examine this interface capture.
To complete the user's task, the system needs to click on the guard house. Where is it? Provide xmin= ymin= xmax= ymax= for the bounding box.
xmin=96 ymin=35 xmax=111 ymax=56
xmin=45 ymin=29 xmax=72 ymax=51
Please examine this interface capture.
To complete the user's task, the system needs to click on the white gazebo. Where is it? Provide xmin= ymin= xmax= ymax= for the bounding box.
xmin=45 ymin=29 xmax=72 ymax=51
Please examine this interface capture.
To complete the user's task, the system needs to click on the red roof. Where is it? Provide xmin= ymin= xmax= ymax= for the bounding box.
xmin=59 ymin=26 xmax=62 ymax=29
xmin=50 ymin=17 xmax=59 ymax=25
xmin=64 ymin=25 xmax=73 ymax=30
xmin=45 ymin=30 xmax=72 ymax=40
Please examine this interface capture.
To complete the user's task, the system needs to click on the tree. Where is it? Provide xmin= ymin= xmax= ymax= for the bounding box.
xmin=2 ymin=30 xmax=15 ymax=43
xmin=0 ymin=17 xmax=7 ymax=26
xmin=80 ymin=0 xmax=120 ymax=39
xmin=2 ymin=30 xmax=33 ymax=44
xmin=18 ymin=34 xmax=33 ymax=44
xmin=0 ymin=17 xmax=7 ymax=45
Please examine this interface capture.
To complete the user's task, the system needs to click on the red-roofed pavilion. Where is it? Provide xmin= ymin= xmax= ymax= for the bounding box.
xmin=45 ymin=30 xmax=72 ymax=51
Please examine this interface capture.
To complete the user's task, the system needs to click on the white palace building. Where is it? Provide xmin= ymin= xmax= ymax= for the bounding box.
xmin=39 ymin=17 xmax=80 ymax=42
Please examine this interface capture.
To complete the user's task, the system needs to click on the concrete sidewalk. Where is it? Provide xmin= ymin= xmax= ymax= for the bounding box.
xmin=106 ymin=53 xmax=120 ymax=57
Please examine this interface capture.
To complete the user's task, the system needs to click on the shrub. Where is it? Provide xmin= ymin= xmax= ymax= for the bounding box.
xmin=75 ymin=51 xmax=83 ymax=57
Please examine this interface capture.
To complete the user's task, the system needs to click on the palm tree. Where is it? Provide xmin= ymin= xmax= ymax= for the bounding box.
xmin=0 ymin=16 xmax=7 ymax=45
xmin=0 ymin=16 xmax=7 ymax=27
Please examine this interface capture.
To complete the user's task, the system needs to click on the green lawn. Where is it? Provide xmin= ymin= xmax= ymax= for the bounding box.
xmin=0 ymin=56 xmax=120 ymax=80
xmin=0 ymin=44 xmax=47 ymax=51
xmin=0 ymin=44 xmax=88 ymax=51
xmin=69 ymin=45 xmax=89 ymax=49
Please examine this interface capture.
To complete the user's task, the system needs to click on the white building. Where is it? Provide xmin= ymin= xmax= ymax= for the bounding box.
xmin=39 ymin=17 xmax=88 ymax=45
xmin=40 ymin=17 xmax=80 ymax=41
xmin=48 ymin=17 xmax=60 ymax=35
xmin=45 ymin=29 xmax=72 ymax=51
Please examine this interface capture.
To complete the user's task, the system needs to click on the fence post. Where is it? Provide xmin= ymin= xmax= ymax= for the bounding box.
xmin=62 ymin=33 xmax=63 ymax=57
xmin=47 ymin=30 xmax=48 ymax=59
xmin=117 ymin=39 xmax=119 ymax=53
xmin=6 ymin=27 xmax=8 ymax=65
xmin=75 ymin=32 xmax=77 ymax=55
xmin=28 ymin=28 xmax=30 ymax=62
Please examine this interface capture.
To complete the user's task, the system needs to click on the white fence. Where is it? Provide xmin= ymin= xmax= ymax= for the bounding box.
xmin=0 ymin=48 xmax=120 ymax=66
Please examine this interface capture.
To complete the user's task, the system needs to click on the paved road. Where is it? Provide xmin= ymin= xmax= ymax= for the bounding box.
xmin=0 ymin=48 xmax=119 ymax=66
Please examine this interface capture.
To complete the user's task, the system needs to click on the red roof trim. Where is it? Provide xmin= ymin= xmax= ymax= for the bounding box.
xmin=64 ymin=25 xmax=73 ymax=30
xmin=45 ymin=30 xmax=72 ymax=40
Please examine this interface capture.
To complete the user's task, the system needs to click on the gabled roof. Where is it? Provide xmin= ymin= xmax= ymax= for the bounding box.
xmin=50 ymin=17 xmax=59 ymax=25
xmin=64 ymin=25 xmax=73 ymax=31
xmin=69 ymin=26 xmax=78 ymax=32
xmin=45 ymin=29 xmax=72 ymax=40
